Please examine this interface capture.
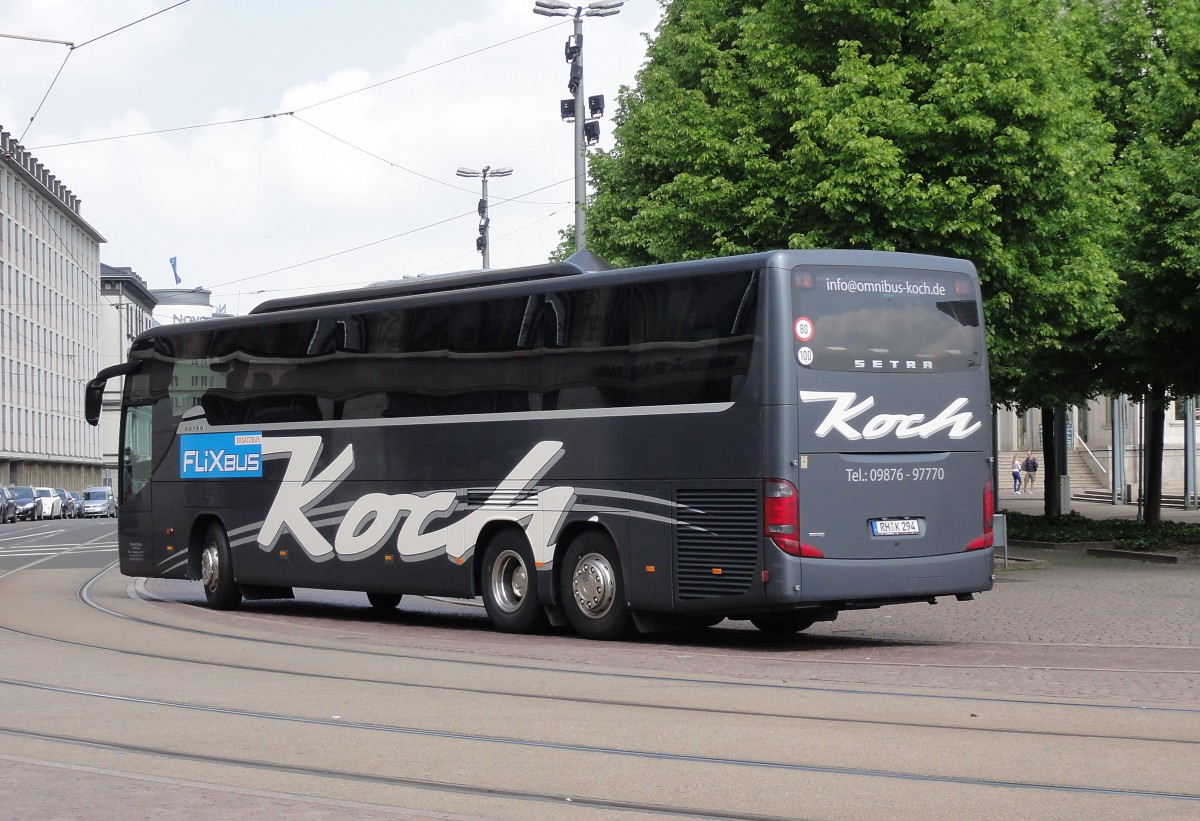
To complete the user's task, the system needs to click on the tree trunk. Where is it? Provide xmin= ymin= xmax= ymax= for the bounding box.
xmin=1042 ymin=407 xmax=1061 ymax=518
xmin=1144 ymin=381 xmax=1166 ymax=528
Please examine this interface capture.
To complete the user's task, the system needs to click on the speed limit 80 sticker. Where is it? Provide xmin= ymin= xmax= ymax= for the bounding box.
xmin=794 ymin=317 xmax=814 ymax=342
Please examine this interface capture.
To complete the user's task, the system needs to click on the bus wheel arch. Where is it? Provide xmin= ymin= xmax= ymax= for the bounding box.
xmin=194 ymin=517 xmax=242 ymax=611
xmin=478 ymin=525 xmax=548 ymax=634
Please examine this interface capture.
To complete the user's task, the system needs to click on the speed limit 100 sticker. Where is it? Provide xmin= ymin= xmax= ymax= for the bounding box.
xmin=797 ymin=347 xmax=815 ymax=366
xmin=794 ymin=317 xmax=814 ymax=342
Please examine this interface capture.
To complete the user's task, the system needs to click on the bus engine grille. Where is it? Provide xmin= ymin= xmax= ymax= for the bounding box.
xmin=675 ymin=488 xmax=759 ymax=600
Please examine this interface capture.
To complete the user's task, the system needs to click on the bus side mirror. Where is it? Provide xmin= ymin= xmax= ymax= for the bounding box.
xmin=85 ymin=361 xmax=143 ymax=426
xmin=85 ymin=378 xmax=105 ymax=426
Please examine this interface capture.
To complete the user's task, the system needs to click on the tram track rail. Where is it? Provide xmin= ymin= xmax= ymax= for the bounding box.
xmin=2 ymin=715 xmax=1197 ymax=809
xmin=0 ymin=563 xmax=1188 ymax=749
xmin=0 ymin=561 xmax=1195 ymax=730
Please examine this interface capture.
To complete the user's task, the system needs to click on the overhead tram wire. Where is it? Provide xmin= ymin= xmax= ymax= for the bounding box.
xmin=71 ymin=0 xmax=192 ymax=50
xmin=28 ymin=20 xmax=570 ymax=153
xmin=211 ymin=202 xmax=574 ymax=303
xmin=18 ymin=50 xmax=73 ymax=143
xmin=208 ymin=177 xmax=578 ymax=293
xmin=289 ymin=114 xmax=570 ymax=205
xmin=12 ymin=0 xmax=193 ymax=143
xmin=30 ymin=113 xmax=293 ymax=150
xmin=209 ymin=207 xmax=480 ymax=291
xmin=288 ymin=20 xmax=568 ymax=114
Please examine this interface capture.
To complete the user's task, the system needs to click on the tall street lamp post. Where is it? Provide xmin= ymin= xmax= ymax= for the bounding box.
xmin=532 ymin=0 xmax=624 ymax=251
xmin=456 ymin=165 xmax=512 ymax=269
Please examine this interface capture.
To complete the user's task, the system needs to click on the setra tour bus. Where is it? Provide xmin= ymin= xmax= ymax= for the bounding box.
xmin=85 ymin=249 xmax=995 ymax=640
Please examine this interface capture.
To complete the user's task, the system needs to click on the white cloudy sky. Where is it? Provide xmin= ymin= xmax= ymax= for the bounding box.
xmin=0 ymin=0 xmax=662 ymax=313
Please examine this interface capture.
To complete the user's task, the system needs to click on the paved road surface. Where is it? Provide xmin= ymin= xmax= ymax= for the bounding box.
xmin=1 ymin=518 xmax=1197 ymax=820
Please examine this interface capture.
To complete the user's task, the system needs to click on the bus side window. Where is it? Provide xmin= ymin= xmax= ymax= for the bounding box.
xmin=449 ymin=297 xmax=536 ymax=414
xmin=544 ymin=286 xmax=631 ymax=410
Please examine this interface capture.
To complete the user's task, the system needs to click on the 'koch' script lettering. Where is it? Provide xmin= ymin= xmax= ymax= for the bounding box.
xmin=255 ymin=438 xmax=572 ymax=565
xmin=800 ymin=391 xmax=981 ymax=440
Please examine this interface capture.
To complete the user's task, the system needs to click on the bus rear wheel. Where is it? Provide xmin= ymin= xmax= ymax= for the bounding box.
xmin=201 ymin=523 xmax=242 ymax=610
xmin=481 ymin=530 xmax=548 ymax=634
xmin=560 ymin=532 xmax=633 ymax=640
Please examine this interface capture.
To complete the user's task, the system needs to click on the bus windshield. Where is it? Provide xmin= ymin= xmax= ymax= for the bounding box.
xmin=792 ymin=266 xmax=983 ymax=373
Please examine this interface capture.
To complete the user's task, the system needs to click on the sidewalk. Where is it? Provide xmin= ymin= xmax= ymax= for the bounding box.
xmin=999 ymin=484 xmax=1200 ymax=522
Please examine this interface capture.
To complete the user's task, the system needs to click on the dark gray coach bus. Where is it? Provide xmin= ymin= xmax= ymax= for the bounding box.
xmin=86 ymin=249 xmax=994 ymax=640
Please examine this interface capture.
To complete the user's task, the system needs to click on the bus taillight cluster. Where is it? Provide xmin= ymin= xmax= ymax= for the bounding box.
xmin=764 ymin=479 xmax=823 ymax=558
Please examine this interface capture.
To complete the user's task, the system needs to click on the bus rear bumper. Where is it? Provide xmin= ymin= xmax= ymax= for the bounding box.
xmin=769 ymin=548 xmax=994 ymax=605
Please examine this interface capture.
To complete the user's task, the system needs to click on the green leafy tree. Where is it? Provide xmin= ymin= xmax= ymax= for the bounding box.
xmin=1080 ymin=0 xmax=1200 ymax=526
xmin=588 ymin=0 xmax=1122 ymax=515
xmin=547 ymin=224 xmax=576 ymax=263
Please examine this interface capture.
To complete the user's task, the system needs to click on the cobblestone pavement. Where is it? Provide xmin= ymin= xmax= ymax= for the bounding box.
xmin=786 ymin=548 xmax=1200 ymax=704
xmin=5 ymin=508 xmax=1198 ymax=819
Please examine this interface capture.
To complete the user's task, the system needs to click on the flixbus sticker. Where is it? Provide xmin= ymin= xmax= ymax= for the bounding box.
xmin=181 ymin=432 xmax=263 ymax=478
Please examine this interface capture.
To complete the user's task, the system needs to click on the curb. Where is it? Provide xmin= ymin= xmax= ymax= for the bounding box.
xmin=994 ymin=555 xmax=1048 ymax=570
xmin=1007 ymin=540 xmax=1198 ymax=565
xmin=1008 ymin=540 xmax=1114 ymax=551
xmin=1086 ymin=548 xmax=1200 ymax=565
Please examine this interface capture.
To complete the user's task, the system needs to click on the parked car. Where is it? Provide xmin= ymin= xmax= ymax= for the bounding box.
xmin=10 ymin=486 xmax=43 ymax=520
xmin=55 ymin=488 xmax=76 ymax=518
xmin=0 ymin=487 xmax=16 ymax=523
xmin=80 ymin=486 xmax=117 ymax=518
xmin=34 ymin=487 xmax=62 ymax=519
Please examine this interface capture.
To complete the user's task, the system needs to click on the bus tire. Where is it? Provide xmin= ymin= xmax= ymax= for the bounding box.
xmin=481 ymin=530 xmax=548 ymax=634
xmin=201 ymin=523 xmax=242 ymax=610
xmin=367 ymin=592 xmax=402 ymax=611
xmin=560 ymin=532 xmax=633 ymax=640
xmin=750 ymin=614 xmax=816 ymax=636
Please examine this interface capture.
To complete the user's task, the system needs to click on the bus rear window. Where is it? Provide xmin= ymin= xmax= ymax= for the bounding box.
xmin=792 ymin=266 xmax=983 ymax=373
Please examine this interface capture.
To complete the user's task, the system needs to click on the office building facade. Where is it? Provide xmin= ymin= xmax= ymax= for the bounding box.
xmin=1 ymin=128 xmax=106 ymax=488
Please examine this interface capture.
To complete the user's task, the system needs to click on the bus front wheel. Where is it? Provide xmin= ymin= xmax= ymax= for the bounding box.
xmin=481 ymin=530 xmax=548 ymax=634
xmin=560 ymin=532 xmax=633 ymax=640
xmin=201 ymin=523 xmax=242 ymax=610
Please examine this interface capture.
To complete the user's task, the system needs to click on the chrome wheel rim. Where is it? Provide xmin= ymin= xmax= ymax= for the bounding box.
xmin=489 ymin=549 xmax=528 ymax=613
xmin=201 ymin=544 xmax=220 ymax=590
xmin=570 ymin=552 xmax=616 ymax=620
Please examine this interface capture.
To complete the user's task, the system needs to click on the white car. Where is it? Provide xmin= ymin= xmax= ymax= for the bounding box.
xmin=34 ymin=487 xmax=63 ymax=519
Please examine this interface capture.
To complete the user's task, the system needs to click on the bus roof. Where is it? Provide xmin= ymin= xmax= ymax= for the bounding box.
xmin=129 ymin=249 xmax=977 ymax=348
xmin=249 ymin=249 xmax=612 ymax=316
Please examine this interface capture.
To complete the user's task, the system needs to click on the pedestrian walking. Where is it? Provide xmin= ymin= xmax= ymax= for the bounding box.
xmin=1011 ymin=455 xmax=1023 ymax=493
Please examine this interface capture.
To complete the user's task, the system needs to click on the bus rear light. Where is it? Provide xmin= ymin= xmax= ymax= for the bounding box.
xmin=966 ymin=477 xmax=995 ymax=551
xmin=763 ymin=479 xmax=823 ymax=558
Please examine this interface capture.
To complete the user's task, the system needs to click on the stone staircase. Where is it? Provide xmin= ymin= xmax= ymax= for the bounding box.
xmin=1066 ymin=449 xmax=1109 ymax=501
xmin=1013 ymin=449 xmax=1191 ymax=509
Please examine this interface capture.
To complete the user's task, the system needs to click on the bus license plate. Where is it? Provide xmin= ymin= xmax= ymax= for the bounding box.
xmin=871 ymin=518 xmax=920 ymax=537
